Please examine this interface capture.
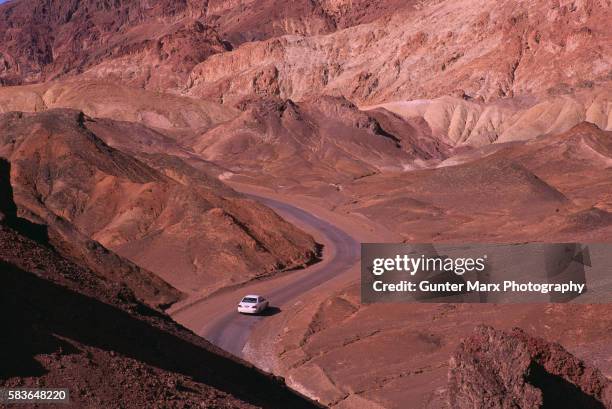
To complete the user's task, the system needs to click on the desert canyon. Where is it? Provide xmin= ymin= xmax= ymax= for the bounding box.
xmin=1 ymin=0 xmax=612 ymax=408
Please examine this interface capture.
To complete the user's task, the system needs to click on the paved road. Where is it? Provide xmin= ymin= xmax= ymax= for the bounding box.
xmin=173 ymin=194 xmax=361 ymax=357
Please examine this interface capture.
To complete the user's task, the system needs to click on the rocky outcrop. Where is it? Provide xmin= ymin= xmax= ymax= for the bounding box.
xmin=448 ymin=325 xmax=612 ymax=409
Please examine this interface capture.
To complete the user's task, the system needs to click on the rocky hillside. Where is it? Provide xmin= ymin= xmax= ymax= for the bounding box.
xmin=0 ymin=0 xmax=410 ymax=89
xmin=0 ymin=165 xmax=320 ymax=408
xmin=0 ymin=109 xmax=317 ymax=295
xmin=0 ymin=0 xmax=229 ymax=87
xmin=185 ymin=0 xmax=612 ymax=105
xmin=187 ymin=96 xmax=448 ymax=189
xmin=0 ymin=152 xmax=181 ymax=309
xmin=3 ymin=0 xmax=609 ymax=105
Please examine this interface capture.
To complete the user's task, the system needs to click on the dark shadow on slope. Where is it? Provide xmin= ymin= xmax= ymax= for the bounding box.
xmin=0 ymin=159 xmax=49 ymax=245
xmin=0 ymin=262 xmax=321 ymax=409
xmin=526 ymin=362 xmax=606 ymax=409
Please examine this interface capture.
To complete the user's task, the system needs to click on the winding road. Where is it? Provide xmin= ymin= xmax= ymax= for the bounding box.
xmin=171 ymin=193 xmax=361 ymax=357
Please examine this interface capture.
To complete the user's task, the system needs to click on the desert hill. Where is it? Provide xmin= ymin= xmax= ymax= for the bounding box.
xmin=343 ymin=122 xmax=612 ymax=242
xmin=1 ymin=81 xmax=610 ymax=185
xmin=367 ymin=89 xmax=612 ymax=147
xmin=188 ymin=96 xmax=448 ymax=189
xmin=0 ymin=164 xmax=320 ymax=408
xmin=0 ymin=148 xmax=181 ymax=309
xmin=0 ymin=109 xmax=317 ymax=295
xmin=0 ymin=80 xmax=240 ymax=145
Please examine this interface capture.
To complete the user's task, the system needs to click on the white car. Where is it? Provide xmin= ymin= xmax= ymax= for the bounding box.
xmin=237 ymin=295 xmax=269 ymax=314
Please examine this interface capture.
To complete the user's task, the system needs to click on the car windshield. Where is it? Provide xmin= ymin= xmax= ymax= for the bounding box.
xmin=241 ymin=297 xmax=258 ymax=303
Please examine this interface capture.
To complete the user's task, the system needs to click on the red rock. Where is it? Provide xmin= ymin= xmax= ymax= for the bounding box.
xmin=448 ymin=325 xmax=612 ymax=409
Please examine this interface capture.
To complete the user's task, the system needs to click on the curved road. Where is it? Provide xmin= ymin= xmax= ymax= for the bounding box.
xmin=172 ymin=194 xmax=361 ymax=357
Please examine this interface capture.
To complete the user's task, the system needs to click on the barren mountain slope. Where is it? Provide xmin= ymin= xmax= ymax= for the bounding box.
xmin=0 ymin=109 xmax=317 ymax=294
xmin=206 ymin=0 xmax=416 ymax=45
xmin=2 ymin=81 xmax=611 ymax=152
xmin=0 ymin=0 xmax=231 ymax=88
xmin=0 ymin=0 xmax=412 ymax=90
xmin=1 ymin=1 xmax=611 ymax=408
xmin=0 ymin=173 xmax=320 ymax=409
xmin=186 ymin=0 xmax=612 ymax=105
xmin=4 ymin=0 xmax=609 ymax=105
xmin=204 ymin=0 xmax=335 ymax=46
xmin=0 ymin=154 xmax=181 ymax=309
